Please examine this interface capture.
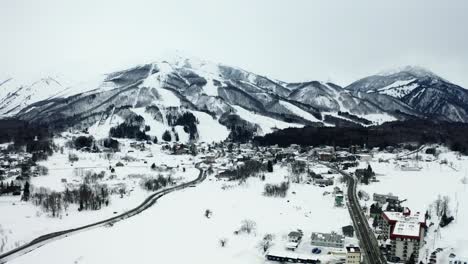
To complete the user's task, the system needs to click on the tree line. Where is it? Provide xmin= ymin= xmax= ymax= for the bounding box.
xmin=31 ymin=183 xmax=111 ymax=217
xmin=255 ymin=120 xmax=468 ymax=154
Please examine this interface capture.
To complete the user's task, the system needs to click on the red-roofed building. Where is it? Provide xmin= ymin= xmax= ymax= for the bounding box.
xmin=380 ymin=208 xmax=426 ymax=262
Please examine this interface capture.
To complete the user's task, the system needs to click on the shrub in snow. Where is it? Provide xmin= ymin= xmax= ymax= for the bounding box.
xmin=68 ymin=153 xmax=79 ymax=163
xmin=263 ymin=181 xmax=289 ymax=197
xmin=205 ymin=209 xmax=212 ymax=218
xmin=219 ymin=238 xmax=228 ymax=247
xmin=35 ymin=165 xmax=49 ymax=176
xmin=141 ymin=174 xmax=174 ymax=191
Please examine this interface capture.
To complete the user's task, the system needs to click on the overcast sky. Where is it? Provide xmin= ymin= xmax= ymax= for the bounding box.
xmin=1 ymin=0 xmax=468 ymax=87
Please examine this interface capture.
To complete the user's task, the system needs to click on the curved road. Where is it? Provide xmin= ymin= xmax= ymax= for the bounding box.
xmin=321 ymin=162 xmax=387 ymax=264
xmin=0 ymin=167 xmax=206 ymax=264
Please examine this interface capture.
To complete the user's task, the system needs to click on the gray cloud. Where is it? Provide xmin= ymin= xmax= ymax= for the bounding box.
xmin=1 ymin=0 xmax=468 ymax=87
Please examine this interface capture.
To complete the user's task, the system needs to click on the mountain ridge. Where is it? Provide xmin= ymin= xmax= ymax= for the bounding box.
xmin=1 ymin=57 xmax=467 ymax=143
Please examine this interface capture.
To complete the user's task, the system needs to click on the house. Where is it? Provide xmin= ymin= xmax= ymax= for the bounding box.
xmin=380 ymin=208 xmax=426 ymax=263
xmin=318 ymin=152 xmax=334 ymax=162
xmin=346 ymin=246 xmax=361 ymax=264
xmin=286 ymin=230 xmax=303 ymax=250
xmin=310 ymin=231 xmax=344 ymax=248
xmin=342 ymin=225 xmax=354 ymax=237
xmin=314 ymin=177 xmax=334 ymax=186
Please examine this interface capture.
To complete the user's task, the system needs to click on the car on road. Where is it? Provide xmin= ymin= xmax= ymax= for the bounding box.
xmin=312 ymin=247 xmax=322 ymax=254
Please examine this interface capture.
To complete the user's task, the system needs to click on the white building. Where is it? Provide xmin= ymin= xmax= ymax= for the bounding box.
xmin=346 ymin=246 xmax=361 ymax=264
xmin=310 ymin=231 xmax=344 ymax=248
xmin=380 ymin=208 xmax=426 ymax=263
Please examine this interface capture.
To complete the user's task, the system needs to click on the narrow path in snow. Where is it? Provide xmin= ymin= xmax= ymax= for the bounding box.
xmin=0 ymin=167 xmax=206 ymax=264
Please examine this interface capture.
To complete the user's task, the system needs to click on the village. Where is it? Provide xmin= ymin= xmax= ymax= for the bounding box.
xmin=1 ymin=136 xmax=467 ymax=264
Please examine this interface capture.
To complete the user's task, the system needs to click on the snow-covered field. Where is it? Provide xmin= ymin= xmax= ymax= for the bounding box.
xmin=0 ymin=142 xmax=199 ymax=255
xmin=5 ymin=163 xmax=355 ymax=264
xmin=357 ymin=148 xmax=468 ymax=263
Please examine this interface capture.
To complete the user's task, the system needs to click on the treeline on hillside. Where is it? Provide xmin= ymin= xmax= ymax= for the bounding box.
xmin=254 ymin=120 xmax=468 ymax=154
xmin=166 ymin=112 xmax=199 ymax=141
xmin=337 ymin=111 xmax=372 ymax=125
xmin=0 ymin=119 xmax=53 ymax=155
xmin=109 ymin=123 xmax=150 ymax=141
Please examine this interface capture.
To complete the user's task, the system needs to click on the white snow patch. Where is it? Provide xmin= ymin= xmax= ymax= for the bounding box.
xmin=279 ymin=101 xmax=321 ymax=123
xmin=232 ymin=105 xmax=303 ymax=135
xmin=191 ymin=111 xmax=229 ymax=143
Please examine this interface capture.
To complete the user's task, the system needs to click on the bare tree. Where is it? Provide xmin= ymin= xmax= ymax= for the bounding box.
xmin=441 ymin=196 xmax=450 ymax=216
xmin=434 ymin=194 xmax=443 ymax=217
xmin=240 ymin=219 xmax=257 ymax=234
xmin=259 ymin=233 xmax=274 ymax=253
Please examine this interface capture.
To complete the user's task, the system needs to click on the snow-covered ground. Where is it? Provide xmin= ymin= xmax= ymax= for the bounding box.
xmin=0 ymin=142 xmax=199 ymax=255
xmin=5 ymin=162 xmax=355 ymax=264
xmin=356 ymin=148 xmax=468 ymax=263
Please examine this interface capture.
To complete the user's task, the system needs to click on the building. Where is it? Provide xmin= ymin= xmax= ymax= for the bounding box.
xmin=346 ymin=246 xmax=361 ymax=264
xmin=449 ymin=256 xmax=468 ymax=264
xmin=380 ymin=208 xmax=426 ymax=263
xmin=314 ymin=177 xmax=334 ymax=186
xmin=342 ymin=225 xmax=354 ymax=237
xmin=310 ymin=231 xmax=344 ymax=248
xmin=373 ymin=193 xmax=399 ymax=205
xmin=266 ymin=250 xmax=319 ymax=263
xmin=318 ymin=152 xmax=334 ymax=162
xmin=286 ymin=230 xmax=303 ymax=250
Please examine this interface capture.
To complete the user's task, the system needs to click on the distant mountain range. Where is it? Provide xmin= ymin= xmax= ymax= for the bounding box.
xmin=1 ymin=55 xmax=467 ymax=142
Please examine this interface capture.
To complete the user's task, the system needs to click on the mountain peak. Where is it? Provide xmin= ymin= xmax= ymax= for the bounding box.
xmin=377 ymin=65 xmax=440 ymax=80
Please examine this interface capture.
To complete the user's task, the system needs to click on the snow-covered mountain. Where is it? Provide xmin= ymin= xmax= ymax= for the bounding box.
xmin=1 ymin=59 xmax=467 ymax=142
xmin=0 ymin=76 xmax=67 ymax=116
xmin=345 ymin=66 xmax=468 ymax=122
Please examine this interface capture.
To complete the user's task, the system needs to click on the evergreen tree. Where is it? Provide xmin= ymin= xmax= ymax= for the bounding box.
xmin=372 ymin=215 xmax=379 ymax=229
xmin=22 ymin=181 xmax=30 ymax=201
xmin=267 ymin=160 xmax=273 ymax=172
xmin=162 ymin=130 xmax=172 ymax=142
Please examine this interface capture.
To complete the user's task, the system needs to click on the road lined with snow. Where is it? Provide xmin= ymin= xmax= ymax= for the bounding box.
xmin=321 ymin=162 xmax=387 ymax=264
xmin=0 ymin=168 xmax=206 ymax=264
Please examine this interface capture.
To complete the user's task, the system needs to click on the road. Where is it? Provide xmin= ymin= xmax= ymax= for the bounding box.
xmin=321 ymin=162 xmax=387 ymax=264
xmin=0 ymin=167 xmax=206 ymax=264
